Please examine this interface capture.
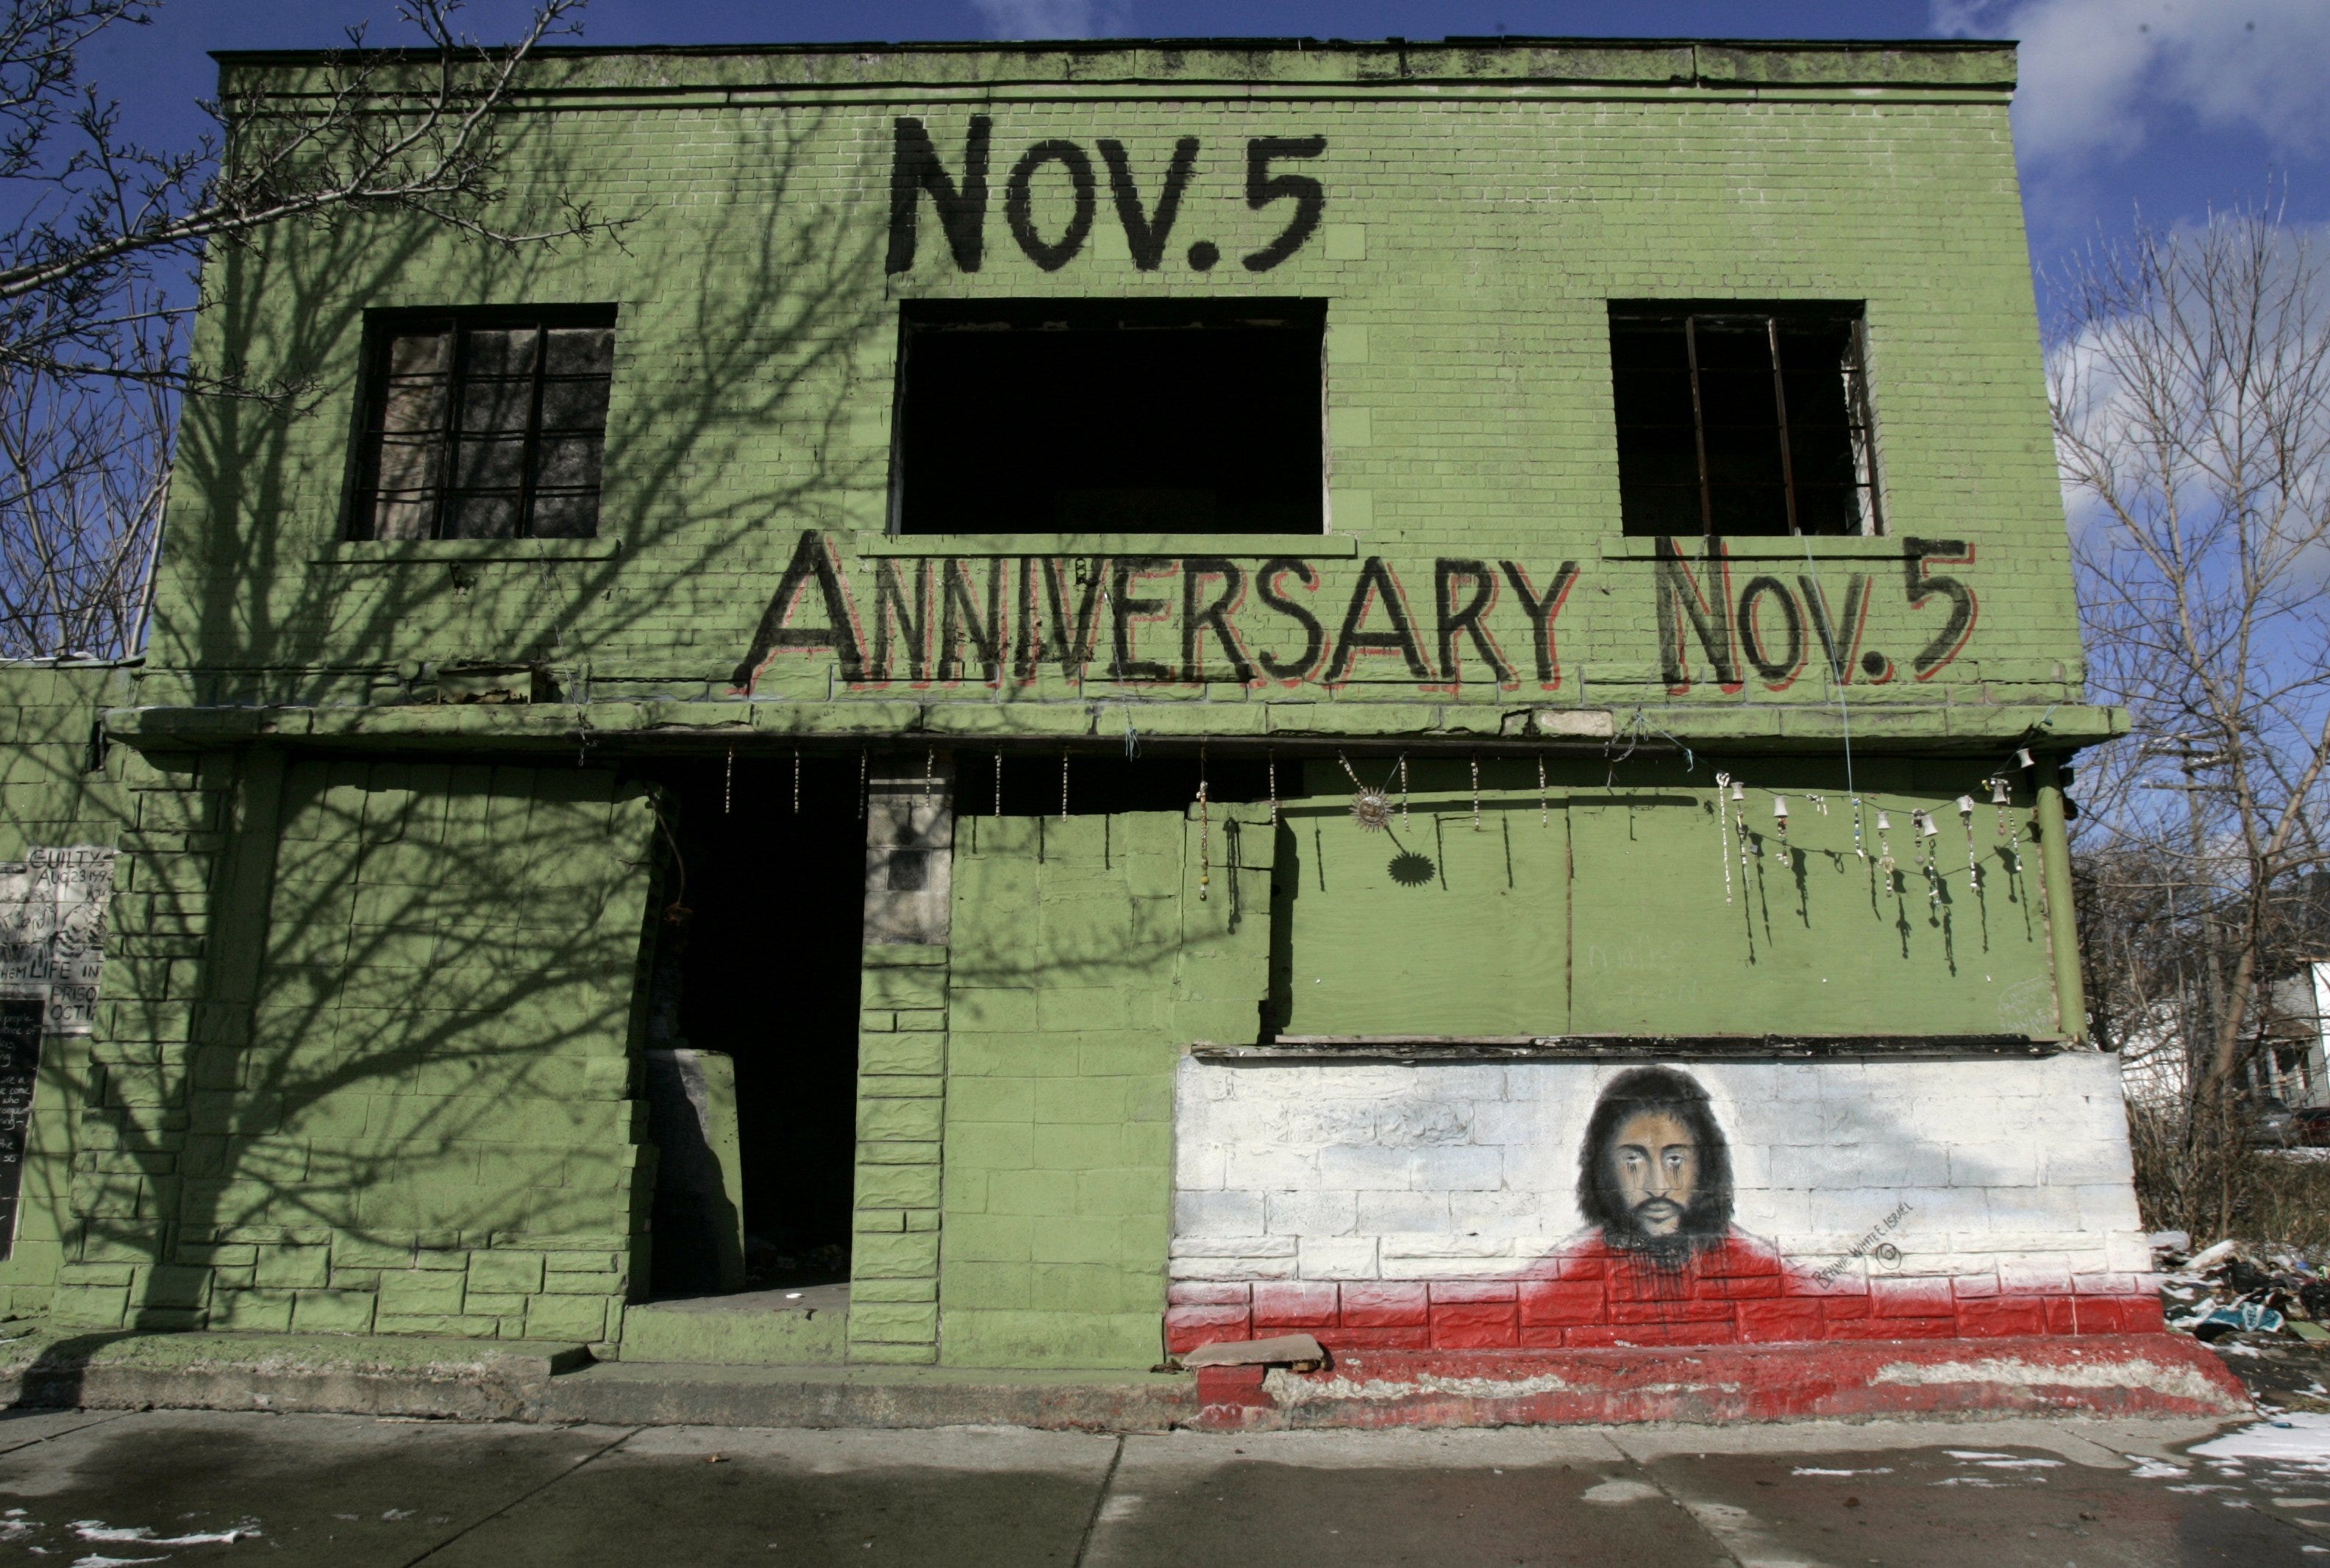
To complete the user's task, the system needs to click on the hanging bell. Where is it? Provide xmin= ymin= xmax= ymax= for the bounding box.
xmin=1989 ymin=777 xmax=2012 ymax=805
xmin=1773 ymin=795 xmax=1789 ymax=824
xmin=1729 ymin=779 xmax=1745 ymax=803
xmin=1913 ymin=809 xmax=1939 ymax=838
xmin=1956 ymin=794 xmax=1975 ymax=820
xmin=1875 ymin=810 xmax=1892 ymax=832
xmin=2014 ymin=747 xmax=2036 ymax=770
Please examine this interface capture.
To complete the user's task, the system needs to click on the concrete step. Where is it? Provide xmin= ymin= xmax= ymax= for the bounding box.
xmin=0 ymin=1326 xmax=591 ymax=1421
xmin=537 ymin=1359 xmax=1197 ymax=1430
xmin=619 ymin=1285 xmax=849 ymax=1364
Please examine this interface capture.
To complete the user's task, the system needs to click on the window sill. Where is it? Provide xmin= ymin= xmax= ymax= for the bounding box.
xmin=312 ymin=537 xmax=624 ymax=564
xmin=855 ymin=532 xmax=1358 ymax=558
xmin=1599 ymin=535 xmax=1903 ymax=561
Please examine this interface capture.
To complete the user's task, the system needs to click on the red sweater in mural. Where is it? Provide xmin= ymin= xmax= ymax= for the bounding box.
xmin=1552 ymin=1228 xmax=1792 ymax=1336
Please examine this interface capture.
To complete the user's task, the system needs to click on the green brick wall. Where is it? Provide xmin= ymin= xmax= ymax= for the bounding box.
xmin=941 ymin=806 xmax=1272 ymax=1369
xmin=135 ymin=40 xmax=2088 ymax=742
xmin=0 ymin=666 xmax=133 ymax=1317
xmin=53 ymin=756 xmax=659 ymax=1341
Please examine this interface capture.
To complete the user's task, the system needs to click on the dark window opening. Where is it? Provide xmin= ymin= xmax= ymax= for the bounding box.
xmin=894 ymin=299 xmax=1326 ymax=536
xmin=1609 ymin=303 xmax=1881 ymax=538
xmin=642 ymin=758 xmax=865 ymax=1298
xmin=349 ymin=307 xmax=616 ymax=541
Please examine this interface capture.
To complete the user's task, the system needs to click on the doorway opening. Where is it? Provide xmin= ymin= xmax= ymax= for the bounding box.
xmin=639 ymin=755 xmax=865 ymax=1302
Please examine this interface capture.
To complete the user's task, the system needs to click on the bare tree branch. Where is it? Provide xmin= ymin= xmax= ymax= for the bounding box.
xmin=0 ymin=0 xmax=620 ymax=660
xmin=2055 ymin=202 xmax=2330 ymax=1234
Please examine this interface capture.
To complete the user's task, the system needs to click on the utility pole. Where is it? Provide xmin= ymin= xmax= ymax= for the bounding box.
xmin=2140 ymin=738 xmax=2229 ymax=1094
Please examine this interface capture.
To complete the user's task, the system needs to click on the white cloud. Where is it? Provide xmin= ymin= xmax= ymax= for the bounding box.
xmin=969 ymin=1 xmax=1129 ymax=38
xmin=1934 ymin=1 xmax=2330 ymax=167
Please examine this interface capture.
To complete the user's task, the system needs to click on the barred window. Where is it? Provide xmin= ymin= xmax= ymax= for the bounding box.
xmin=351 ymin=309 xmax=616 ymax=541
xmin=1609 ymin=304 xmax=1881 ymax=538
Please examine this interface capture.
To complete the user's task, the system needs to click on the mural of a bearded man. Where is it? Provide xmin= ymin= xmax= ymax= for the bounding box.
xmin=1567 ymin=1066 xmax=1781 ymax=1316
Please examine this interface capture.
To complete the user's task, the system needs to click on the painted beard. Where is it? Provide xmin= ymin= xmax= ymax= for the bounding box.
xmin=1614 ymin=1197 xmax=1713 ymax=1266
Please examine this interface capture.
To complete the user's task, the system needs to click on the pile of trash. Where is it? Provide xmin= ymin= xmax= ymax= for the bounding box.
xmin=2155 ymin=1232 xmax=2330 ymax=1342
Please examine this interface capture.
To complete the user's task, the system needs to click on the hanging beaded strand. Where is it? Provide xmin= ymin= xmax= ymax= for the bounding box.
xmin=792 ymin=749 xmax=801 ymax=814
xmin=1470 ymin=754 xmax=1482 ymax=831
xmin=994 ymin=752 xmax=1002 ymax=819
xmin=1266 ymin=750 xmax=1279 ymax=828
xmin=1958 ymin=794 xmax=1979 ymax=891
xmin=1059 ymin=747 xmax=1070 ymax=822
xmin=1731 ymin=776 xmax=1750 ymax=884
xmin=1538 ymin=753 xmax=1549 ymax=826
xmin=1196 ymin=744 xmax=1211 ymax=902
xmin=857 ymin=748 xmax=867 ymax=821
xmin=924 ymin=748 xmax=935 ymax=800
xmin=1714 ymin=771 xmax=1734 ymax=904
xmin=1399 ymin=755 xmax=1411 ymax=827
xmin=724 ymin=746 xmax=734 ymax=816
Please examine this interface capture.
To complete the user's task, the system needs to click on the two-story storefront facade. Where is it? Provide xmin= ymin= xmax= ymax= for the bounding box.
xmin=0 ymin=37 xmax=2242 ymax=1424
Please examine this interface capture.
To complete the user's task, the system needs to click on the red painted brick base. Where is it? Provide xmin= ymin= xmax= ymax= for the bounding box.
xmin=1191 ymin=1334 xmax=2249 ymax=1430
xmin=1167 ymin=1272 xmax=2169 ymax=1355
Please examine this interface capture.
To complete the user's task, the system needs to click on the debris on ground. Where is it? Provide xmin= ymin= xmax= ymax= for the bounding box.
xmin=2156 ymin=1234 xmax=2330 ymax=1344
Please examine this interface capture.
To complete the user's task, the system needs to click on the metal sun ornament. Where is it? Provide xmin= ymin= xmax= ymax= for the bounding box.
xmin=1339 ymin=753 xmax=1399 ymax=833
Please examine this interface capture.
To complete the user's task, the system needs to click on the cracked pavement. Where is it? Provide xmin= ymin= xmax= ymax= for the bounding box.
xmin=0 ymin=1406 xmax=2320 ymax=1566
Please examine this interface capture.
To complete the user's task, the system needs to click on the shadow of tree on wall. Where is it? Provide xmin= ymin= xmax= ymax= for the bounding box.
xmin=12 ymin=104 xmax=919 ymax=1359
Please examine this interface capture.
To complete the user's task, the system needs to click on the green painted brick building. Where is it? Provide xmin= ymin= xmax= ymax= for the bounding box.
xmin=0 ymin=38 xmax=2159 ymax=1391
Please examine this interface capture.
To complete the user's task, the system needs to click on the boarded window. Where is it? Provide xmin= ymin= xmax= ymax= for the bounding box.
xmin=1609 ymin=304 xmax=1881 ymax=538
xmin=892 ymin=299 xmax=1326 ymax=536
xmin=350 ymin=309 xmax=616 ymax=541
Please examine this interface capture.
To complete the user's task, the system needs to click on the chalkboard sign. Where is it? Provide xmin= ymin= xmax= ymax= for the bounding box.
xmin=0 ymin=1001 xmax=40 ymax=1260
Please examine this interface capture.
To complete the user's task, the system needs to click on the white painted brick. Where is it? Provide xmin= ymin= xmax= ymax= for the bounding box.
xmin=1279 ymin=1103 xmax=1382 ymax=1144
xmin=1173 ymin=1054 xmax=2148 ymax=1295
xmin=1223 ymin=1147 xmax=1320 ymax=1189
xmin=1297 ymin=1236 xmax=1382 ymax=1279
xmin=1374 ymin=1101 xmax=1474 ymax=1146
xmin=1266 ymin=1189 xmax=1358 ymax=1236
xmin=1176 ymin=1141 xmax=1229 ymax=1191
xmin=1169 ymin=1234 xmax=1295 ymax=1258
xmin=1355 ymin=1190 xmax=1451 ymax=1232
xmin=1174 ymin=1189 xmax=1263 ymax=1236
xmin=1405 ymin=1144 xmax=1505 ymax=1191
xmin=1449 ymin=1189 xmax=1561 ymax=1233
xmin=1317 ymin=1145 xmax=1421 ymax=1190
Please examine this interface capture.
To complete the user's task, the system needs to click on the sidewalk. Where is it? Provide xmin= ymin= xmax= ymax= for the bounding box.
xmin=0 ymin=1405 xmax=2319 ymax=1566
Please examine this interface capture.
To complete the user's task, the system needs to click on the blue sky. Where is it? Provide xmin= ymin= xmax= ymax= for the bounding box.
xmin=82 ymin=0 xmax=2330 ymax=302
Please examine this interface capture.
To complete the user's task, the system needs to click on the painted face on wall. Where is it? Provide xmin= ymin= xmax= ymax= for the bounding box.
xmin=1576 ymin=1066 xmax=1735 ymax=1258
xmin=1609 ymin=1111 xmax=1700 ymax=1237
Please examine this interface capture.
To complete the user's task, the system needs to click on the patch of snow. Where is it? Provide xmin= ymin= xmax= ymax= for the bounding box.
xmin=2192 ymin=1414 xmax=2330 ymax=1469
xmin=2128 ymin=1459 xmax=2189 ymax=1479
xmin=1582 ymin=1479 xmax=1665 ymax=1505
xmin=70 ymin=1521 xmax=259 ymax=1547
xmin=1791 ymin=1467 xmax=1893 ymax=1476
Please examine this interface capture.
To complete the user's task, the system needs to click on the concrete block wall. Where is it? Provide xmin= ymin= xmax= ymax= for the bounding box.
xmin=849 ymin=763 xmax=955 ymax=1364
xmin=938 ymin=805 xmax=1274 ymax=1369
xmin=53 ymin=757 xmax=660 ymax=1344
xmin=1169 ymin=1052 xmax=2159 ymax=1353
xmin=141 ymin=43 xmax=2087 ymax=732
xmin=0 ymin=666 xmax=134 ymax=1317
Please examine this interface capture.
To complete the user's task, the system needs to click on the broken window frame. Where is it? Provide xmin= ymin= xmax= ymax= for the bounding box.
xmin=886 ymin=298 xmax=1330 ymax=538
xmin=1607 ymin=302 xmax=1885 ymax=540
xmin=346 ymin=305 xmax=619 ymax=543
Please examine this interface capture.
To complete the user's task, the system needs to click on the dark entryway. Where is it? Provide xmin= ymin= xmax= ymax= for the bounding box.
xmin=641 ymin=755 xmax=865 ymax=1297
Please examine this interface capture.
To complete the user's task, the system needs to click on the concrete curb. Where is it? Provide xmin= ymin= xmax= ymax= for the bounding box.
xmin=0 ymin=1325 xmax=2248 ymax=1435
xmin=0 ymin=1328 xmax=590 ymax=1422
xmin=535 ymin=1361 xmax=1200 ymax=1430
